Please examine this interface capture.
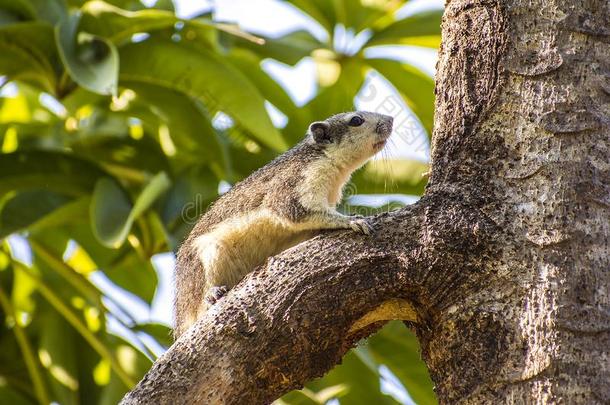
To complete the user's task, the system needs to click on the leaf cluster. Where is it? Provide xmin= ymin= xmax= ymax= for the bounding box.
xmin=0 ymin=0 xmax=441 ymax=403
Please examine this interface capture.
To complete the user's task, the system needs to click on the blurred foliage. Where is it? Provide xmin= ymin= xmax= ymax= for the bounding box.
xmin=0 ymin=0 xmax=440 ymax=403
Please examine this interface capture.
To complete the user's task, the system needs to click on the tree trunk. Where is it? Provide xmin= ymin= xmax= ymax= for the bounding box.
xmin=122 ymin=0 xmax=610 ymax=403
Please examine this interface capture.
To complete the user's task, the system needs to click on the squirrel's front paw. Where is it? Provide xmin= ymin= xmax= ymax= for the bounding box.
xmin=205 ymin=285 xmax=229 ymax=305
xmin=349 ymin=217 xmax=373 ymax=235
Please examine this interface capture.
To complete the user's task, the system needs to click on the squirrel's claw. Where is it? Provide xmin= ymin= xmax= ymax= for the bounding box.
xmin=205 ymin=285 xmax=229 ymax=305
xmin=350 ymin=217 xmax=373 ymax=235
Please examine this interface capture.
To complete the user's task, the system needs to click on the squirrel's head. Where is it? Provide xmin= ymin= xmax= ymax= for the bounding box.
xmin=307 ymin=111 xmax=394 ymax=167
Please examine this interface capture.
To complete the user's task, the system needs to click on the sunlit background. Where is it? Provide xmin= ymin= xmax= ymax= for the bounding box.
xmin=0 ymin=0 xmax=443 ymax=403
xmin=7 ymin=0 xmax=440 ymax=338
xmin=101 ymin=0 xmax=437 ymax=336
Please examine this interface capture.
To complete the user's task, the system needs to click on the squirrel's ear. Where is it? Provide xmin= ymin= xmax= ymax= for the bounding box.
xmin=310 ymin=121 xmax=331 ymax=144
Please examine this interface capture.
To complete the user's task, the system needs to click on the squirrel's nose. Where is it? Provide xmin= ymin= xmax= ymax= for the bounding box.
xmin=380 ymin=114 xmax=393 ymax=126
xmin=375 ymin=115 xmax=393 ymax=135
xmin=382 ymin=114 xmax=394 ymax=130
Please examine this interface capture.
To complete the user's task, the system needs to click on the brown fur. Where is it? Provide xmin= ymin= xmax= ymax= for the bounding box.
xmin=174 ymin=111 xmax=393 ymax=337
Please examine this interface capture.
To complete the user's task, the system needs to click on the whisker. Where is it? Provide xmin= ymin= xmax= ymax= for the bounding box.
xmin=381 ymin=141 xmax=395 ymax=194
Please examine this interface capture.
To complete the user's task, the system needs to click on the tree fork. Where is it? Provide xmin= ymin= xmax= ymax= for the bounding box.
xmin=122 ymin=194 xmax=498 ymax=404
xmin=123 ymin=0 xmax=609 ymax=403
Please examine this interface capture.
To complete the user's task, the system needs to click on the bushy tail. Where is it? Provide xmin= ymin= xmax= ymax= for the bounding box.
xmin=174 ymin=240 xmax=205 ymax=339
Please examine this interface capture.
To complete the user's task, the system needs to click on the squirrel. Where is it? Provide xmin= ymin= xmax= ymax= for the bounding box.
xmin=174 ymin=111 xmax=393 ymax=337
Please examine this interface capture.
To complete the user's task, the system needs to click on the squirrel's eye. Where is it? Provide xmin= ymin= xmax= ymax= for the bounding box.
xmin=348 ymin=116 xmax=364 ymax=127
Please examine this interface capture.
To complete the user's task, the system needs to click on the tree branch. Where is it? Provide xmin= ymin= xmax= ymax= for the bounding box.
xmin=122 ymin=187 xmax=497 ymax=404
xmin=121 ymin=203 xmax=435 ymax=404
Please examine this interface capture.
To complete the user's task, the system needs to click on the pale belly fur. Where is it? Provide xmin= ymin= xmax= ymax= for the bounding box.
xmin=193 ymin=209 xmax=312 ymax=290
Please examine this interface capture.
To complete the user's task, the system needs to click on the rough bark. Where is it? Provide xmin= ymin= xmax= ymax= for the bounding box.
xmin=122 ymin=0 xmax=610 ymax=403
xmin=426 ymin=0 xmax=610 ymax=402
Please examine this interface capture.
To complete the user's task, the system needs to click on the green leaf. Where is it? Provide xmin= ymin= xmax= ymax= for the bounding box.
xmin=80 ymin=1 xmax=178 ymax=43
xmin=0 ymin=151 xmax=106 ymax=197
xmin=0 ymin=285 xmax=50 ymax=405
xmin=312 ymin=384 xmax=349 ymax=403
xmin=70 ymin=132 xmax=172 ymax=176
xmin=28 ymin=0 xmax=69 ymax=25
xmin=89 ymin=180 xmax=131 ymax=248
xmin=79 ymin=1 xmax=261 ymax=49
xmin=102 ymin=249 xmax=157 ymax=304
xmin=132 ymin=322 xmax=173 ymax=348
xmin=11 ymin=260 xmax=37 ymax=315
xmin=367 ymin=58 xmax=435 ymax=136
xmin=119 ymin=38 xmax=287 ymax=150
xmin=98 ymin=338 xmax=152 ymax=405
xmin=29 ymin=237 xmax=102 ymax=306
xmin=0 ymin=190 xmax=72 ymax=238
xmin=54 ymin=222 xmax=158 ymax=304
xmin=0 ymin=386 xmax=33 ymax=405
xmin=56 ymin=12 xmax=119 ymax=95
xmin=0 ymin=22 xmax=59 ymax=93
xmin=130 ymin=172 xmax=170 ymax=219
xmin=89 ymin=0 xmax=145 ymax=9
xmin=352 ymin=159 xmax=429 ymax=196
xmin=0 ymin=0 xmax=36 ymax=24
xmin=12 ymin=260 xmax=136 ymax=388
xmin=283 ymin=58 xmax=365 ymax=144
xmin=225 ymin=137 xmax=278 ymax=181
xmin=59 ymin=223 xmax=118 ymax=270
xmin=0 ymin=322 xmax=34 ymax=400
xmin=231 ymin=30 xmax=321 ymax=66
xmin=39 ymin=309 xmax=80 ymax=405
xmin=0 ymin=11 xmax=19 ymax=26
xmin=287 ymin=323 xmax=436 ymax=405
xmin=279 ymin=390 xmax=320 ymax=405
xmin=226 ymin=49 xmax=297 ymax=117
xmin=28 ymin=197 xmax=90 ymax=234
xmin=309 ymin=58 xmax=366 ymax=118
xmin=304 ymin=350 xmax=400 ymax=405
xmin=159 ymin=165 xmax=218 ymax=243
xmin=150 ymin=0 xmax=174 ymax=12
xmin=338 ymin=0 xmax=401 ymax=33
xmin=123 ymin=82 xmax=227 ymax=175
xmin=90 ymin=172 xmax=170 ymax=248
xmin=281 ymin=384 xmax=349 ymax=405
xmin=367 ymin=322 xmax=437 ymax=405
xmin=285 ymin=0 xmax=334 ymax=34
xmin=367 ymin=9 xmax=443 ymax=48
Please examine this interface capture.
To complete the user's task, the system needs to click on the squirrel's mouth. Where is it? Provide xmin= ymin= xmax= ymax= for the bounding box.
xmin=372 ymin=139 xmax=387 ymax=151
xmin=373 ymin=117 xmax=393 ymax=152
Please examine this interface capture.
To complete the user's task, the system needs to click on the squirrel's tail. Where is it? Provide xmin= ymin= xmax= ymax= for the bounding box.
xmin=173 ymin=240 xmax=205 ymax=339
